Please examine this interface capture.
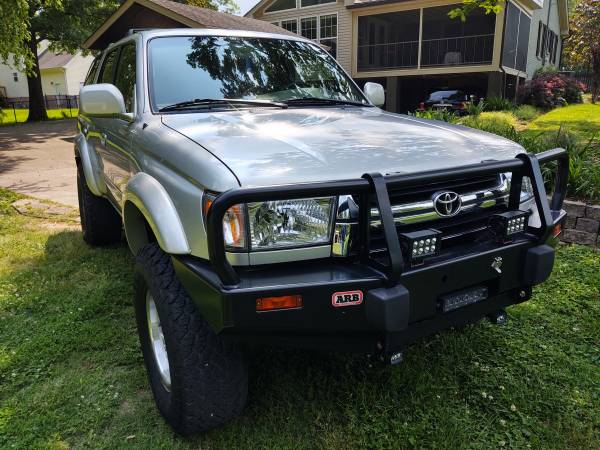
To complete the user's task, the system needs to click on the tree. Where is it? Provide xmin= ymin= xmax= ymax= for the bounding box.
xmin=174 ymin=0 xmax=239 ymax=15
xmin=564 ymin=0 xmax=600 ymax=102
xmin=448 ymin=0 xmax=503 ymax=21
xmin=0 ymin=0 xmax=121 ymax=121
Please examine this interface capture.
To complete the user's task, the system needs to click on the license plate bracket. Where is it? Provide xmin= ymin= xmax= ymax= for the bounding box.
xmin=440 ymin=286 xmax=488 ymax=313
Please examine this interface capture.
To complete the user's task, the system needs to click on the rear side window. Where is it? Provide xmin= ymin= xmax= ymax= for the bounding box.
xmin=99 ymin=48 xmax=119 ymax=84
xmin=84 ymin=56 xmax=101 ymax=85
xmin=114 ymin=43 xmax=136 ymax=113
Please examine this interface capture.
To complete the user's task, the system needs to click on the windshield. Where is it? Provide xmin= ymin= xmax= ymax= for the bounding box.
xmin=148 ymin=36 xmax=368 ymax=111
xmin=427 ymin=90 xmax=466 ymax=102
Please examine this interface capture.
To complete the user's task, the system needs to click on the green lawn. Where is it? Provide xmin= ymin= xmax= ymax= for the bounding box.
xmin=526 ymin=103 xmax=600 ymax=141
xmin=0 ymin=108 xmax=78 ymax=125
xmin=0 ymin=188 xmax=599 ymax=449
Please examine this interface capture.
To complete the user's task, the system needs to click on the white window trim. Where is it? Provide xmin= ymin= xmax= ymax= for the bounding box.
xmin=263 ymin=0 xmax=298 ymax=15
xmin=280 ymin=18 xmax=299 ymax=34
xmin=297 ymin=12 xmax=338 ymax=43
xmin=299 ymin=0 xmax=337 ymax=10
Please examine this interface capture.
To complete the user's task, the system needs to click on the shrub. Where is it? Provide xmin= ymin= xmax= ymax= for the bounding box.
xmin=465 ymin=100 xmax=485 ymax=116
xmin=483 ymin=96 xmax=515 ymax=111
xmin=533 ymin=65 xmax=559 ymax=77
xmin=513 ymin=104 xmax=540 ymax=121
xmin=459 ymin=111 xmax=517 ymax=133
xmin=518 ymin=73 xmax=586 ymax=108
xmin=412 ymin=108 xmax=458 ymax=123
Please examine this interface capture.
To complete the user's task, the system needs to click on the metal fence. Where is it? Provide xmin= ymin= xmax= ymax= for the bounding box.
xmin=0 ymin=95 xmax=79 ymax=123
xmin=559 ymin=70 xmax=593 ymax=91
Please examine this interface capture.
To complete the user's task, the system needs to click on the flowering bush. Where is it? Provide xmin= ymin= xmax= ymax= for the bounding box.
xmin=518 ymin=73 xmax=586 ymax=108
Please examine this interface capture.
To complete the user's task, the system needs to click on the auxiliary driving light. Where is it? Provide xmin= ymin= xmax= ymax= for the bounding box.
xmin=399 ymin=229 xmax=442 ymax=266
xmin=489 ymin=210 xmax=529 ymax=243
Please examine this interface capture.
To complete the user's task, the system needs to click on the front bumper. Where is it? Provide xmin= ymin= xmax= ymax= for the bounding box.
xmin=174 ymin=230 xmax=561 ymax=355
xmin=177 ymin=149 xmax=568 ymax=355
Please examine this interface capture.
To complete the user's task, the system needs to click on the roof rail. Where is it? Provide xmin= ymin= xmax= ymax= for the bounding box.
xmin=127 ymin=28 xmax=152 ymax=35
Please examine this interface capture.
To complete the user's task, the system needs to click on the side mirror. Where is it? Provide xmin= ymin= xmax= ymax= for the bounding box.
xmin=364 ymin=82 xmax=385 ymax=107
xmin=80 ymin=84 xmax=127 ymax=117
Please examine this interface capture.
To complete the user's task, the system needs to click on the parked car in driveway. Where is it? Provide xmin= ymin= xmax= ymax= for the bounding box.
xmin=76 ymin=28 xmax=568 ymax=435
xmin=418 ymin=89 xmax=477 ymax=114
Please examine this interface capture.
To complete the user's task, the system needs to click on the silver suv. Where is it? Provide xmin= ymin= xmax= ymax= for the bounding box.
xmin=77 ymin=28 xmax=568 ymax=435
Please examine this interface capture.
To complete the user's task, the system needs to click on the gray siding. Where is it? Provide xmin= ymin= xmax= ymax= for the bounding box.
xmin=526 ymin=0 xmax=562 ymax=78
xmin=248 ymin=0 xmax=353 ymax=73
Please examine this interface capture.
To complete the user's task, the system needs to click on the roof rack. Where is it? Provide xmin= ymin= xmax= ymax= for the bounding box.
xmin=127 ymin=28 xmax=152 ymax=35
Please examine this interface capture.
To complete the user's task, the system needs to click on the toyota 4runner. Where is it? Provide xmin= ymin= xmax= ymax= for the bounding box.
xmin=76 ymin=28 xmax=568 ymax=434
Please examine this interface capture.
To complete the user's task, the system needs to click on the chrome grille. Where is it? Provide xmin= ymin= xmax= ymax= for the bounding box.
xmin=371 ymin=174 xmax=509 ymax=228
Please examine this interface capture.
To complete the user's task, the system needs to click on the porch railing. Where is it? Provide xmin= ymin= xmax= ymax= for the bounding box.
xmin=357 ymin=40 xmax=419 ymax=71
xmin=357 ymin=33 xmax=495 ymax=71
xmin=420 ymin=34 xmax=494 ymax=67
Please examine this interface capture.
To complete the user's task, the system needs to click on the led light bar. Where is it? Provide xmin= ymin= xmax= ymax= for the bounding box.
xmin=489 ymin=210 xmax=529 ymax=243
xmin=399 ymin=229 xmax=442 ymax=267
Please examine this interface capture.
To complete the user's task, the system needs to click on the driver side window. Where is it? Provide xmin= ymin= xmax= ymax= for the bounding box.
xmin=99 ymin=48 xmax=119 ymax=84
xmin=114 ymin=43 xmax=136 ymax=113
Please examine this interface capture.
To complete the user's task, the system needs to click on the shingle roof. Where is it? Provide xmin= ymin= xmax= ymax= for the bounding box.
xmin=84 ymin=0 xmax=295 ymax=49
xmin=147 ymin=0 xmax=294 ymax=35
xmin=38 ymin=50 xmax=74 ymax=69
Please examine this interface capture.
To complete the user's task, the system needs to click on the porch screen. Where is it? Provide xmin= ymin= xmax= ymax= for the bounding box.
xmin=421 ymin=5 xmax=495 ymax=66
xmin=357 ymin=10 xmax=420 ymax=71
xmin=502 ymin=1 xmax=530 ymax=72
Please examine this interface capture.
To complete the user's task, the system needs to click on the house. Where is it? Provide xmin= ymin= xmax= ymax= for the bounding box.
xmin=0 ymin=41 xmax=95 ymax=105
xmin=83 ymin=0 xmax=292 ymax=50
xmin=245 ymin=0 xmax=569 ymax=112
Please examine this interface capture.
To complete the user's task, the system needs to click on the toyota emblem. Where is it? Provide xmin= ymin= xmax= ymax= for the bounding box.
xmin=433 ymin=191 xmax=462 ymax=217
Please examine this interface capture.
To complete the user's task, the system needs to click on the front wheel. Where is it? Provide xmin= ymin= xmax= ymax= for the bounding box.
xmin=76 ymin=163 xmax=122 ymax=246
xmin=134 ymin=243 xmax=248 ymax=435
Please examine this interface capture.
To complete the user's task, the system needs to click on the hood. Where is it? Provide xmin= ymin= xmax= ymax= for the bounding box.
xmin=161 ymin=107 xmax=525 ymax=187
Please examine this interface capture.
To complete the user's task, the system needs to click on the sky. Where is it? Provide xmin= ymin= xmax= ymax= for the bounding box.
xmin=236 ymin=0 xmax=259 ymax=15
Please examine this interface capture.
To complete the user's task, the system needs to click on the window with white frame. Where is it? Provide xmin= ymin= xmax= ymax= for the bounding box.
xmin=300 ymin=17 xmax=318 ymax=40
xmin=299 ymin=15 xmax=337 ymax=57
xmin=265 ymin=0 xmax=296 ymax=13
xmin=281 ymin=19 xmax=298 ymax=34
xmin=301 ymin=0 xmax=335 ymax=7
xmin=319 ymin=14 xmax=337 ymax=58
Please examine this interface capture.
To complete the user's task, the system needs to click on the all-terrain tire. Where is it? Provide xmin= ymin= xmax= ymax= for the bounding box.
xmin=134 ymin=243 xmax=248 ymax=435
xmin=76 ymin=162 xmax=122 ymax=246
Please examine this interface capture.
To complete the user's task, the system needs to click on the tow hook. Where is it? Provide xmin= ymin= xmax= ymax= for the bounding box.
xmin=488 ymin=309 xmax=508 ymax=325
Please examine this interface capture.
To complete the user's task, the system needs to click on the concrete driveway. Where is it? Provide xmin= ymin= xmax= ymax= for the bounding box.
xmin=0 ymin=119 xmax=78 ymax=206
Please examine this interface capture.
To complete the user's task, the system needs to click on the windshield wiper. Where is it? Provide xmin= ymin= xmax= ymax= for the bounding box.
xmin=283 ymin=97 xmax=371 ymax=107
xmin=159 ymin=98 xmax=288 ymax=112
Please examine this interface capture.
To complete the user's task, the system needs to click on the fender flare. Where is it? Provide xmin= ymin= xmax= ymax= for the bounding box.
xmin=75 ymin=133 xmax=106 ymax=196
xmin=123 ymin=173 xmax=191 ymax=255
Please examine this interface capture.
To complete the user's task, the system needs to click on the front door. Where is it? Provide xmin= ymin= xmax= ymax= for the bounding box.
xmin=94 ymin=42 xmax=138 ymax=205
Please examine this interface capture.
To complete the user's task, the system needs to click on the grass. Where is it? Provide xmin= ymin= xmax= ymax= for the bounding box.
xmin=0 ymin=108 xmax=79 ymax=125
xmin=526 ymin=103 xmax=600 ymax=141
xmin=0 ymin=188 xmax=599 ymax=449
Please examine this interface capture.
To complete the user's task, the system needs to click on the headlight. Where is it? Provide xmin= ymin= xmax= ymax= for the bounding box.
xmin=520 ymin=176 xmax=534 ymax=202
xmin=203 ymin=195 xmax=245 ymax=249
xmin=248 ymin=197 xmax=334 ymax=250
xmin=504 ymin=173 xmax=534 ymax=203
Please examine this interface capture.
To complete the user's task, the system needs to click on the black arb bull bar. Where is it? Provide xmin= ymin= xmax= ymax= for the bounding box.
xmin=194 ymin=149 xmax=568 ymax=351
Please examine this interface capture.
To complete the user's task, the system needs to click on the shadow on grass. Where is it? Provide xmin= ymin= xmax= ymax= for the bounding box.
xmin=1 ymin=227 xmax=599 ymax=449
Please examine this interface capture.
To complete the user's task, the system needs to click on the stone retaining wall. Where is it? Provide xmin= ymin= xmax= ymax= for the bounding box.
xmin=561 ymin=199 xmax=600 ymax=248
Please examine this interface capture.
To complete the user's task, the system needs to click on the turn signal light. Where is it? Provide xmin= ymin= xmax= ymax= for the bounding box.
xmin=256 ymin=295 xmax=303 ymax=312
